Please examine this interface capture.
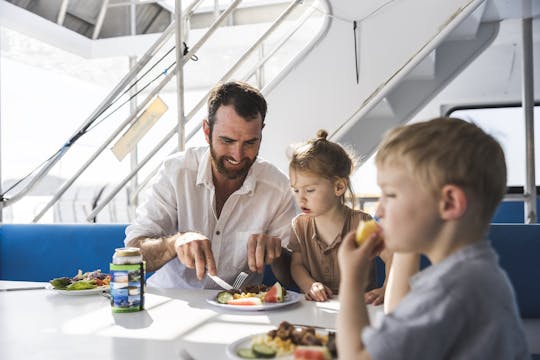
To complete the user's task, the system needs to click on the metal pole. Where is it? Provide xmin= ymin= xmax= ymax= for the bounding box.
xmin=522 ymin=17 xmax=536 ymax=223
xmin=93 ymin=0 xmax=110 ymax=40
xmin=0 ymin=26 xmax=3 ymax=223
xmin=175 ymin=0 xmax=186 ymax=151
xmin=129 ymin=0 xmax=139 ymax=219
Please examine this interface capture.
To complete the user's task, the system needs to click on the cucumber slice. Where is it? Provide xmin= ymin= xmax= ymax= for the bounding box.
xmin=252 ymin=343 xmax=277 ymax=358
xmin=237 ymin=348 xmax=256 ymax=359
xmin=216 ymin=291 xmax=234 ymax=304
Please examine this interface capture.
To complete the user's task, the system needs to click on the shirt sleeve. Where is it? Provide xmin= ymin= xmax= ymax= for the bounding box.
xmin=267 ymin=186 xmax=297 ymax=248
xmin=124 ymin=161 xmax=179 ymax=244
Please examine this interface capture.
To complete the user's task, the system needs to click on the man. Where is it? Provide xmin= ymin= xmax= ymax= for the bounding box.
xmin=125 ymin=81 xmax=297 ymax=288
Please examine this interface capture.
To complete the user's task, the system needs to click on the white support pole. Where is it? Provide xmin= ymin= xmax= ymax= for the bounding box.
xmin=522 ymin=17 xmax=536 ymax=223
xmin=0 ymin=26 xmax=3 ymax=222
xmin=175 ymin=0 xmax=186 ymax=152
xmin=129 ymin=0 xmax=139 ymax=219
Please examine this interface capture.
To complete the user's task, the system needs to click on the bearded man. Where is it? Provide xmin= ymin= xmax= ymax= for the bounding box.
xmin=125 ymin=81 xmax=297 ymax=289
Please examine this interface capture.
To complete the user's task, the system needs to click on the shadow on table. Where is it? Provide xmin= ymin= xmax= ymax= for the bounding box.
xmin=112 ymin=310 xmax=154 ymax=329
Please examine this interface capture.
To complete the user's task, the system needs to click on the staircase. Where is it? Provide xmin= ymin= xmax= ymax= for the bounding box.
xmin=261 ymin=0 xmax=498 ymax=171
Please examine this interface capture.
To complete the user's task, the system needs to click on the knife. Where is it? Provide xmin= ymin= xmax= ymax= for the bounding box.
xmin=207 ymin=274 xmax=233 ymax=290
xmin=0 ymin=286 xmax=47 ymax=292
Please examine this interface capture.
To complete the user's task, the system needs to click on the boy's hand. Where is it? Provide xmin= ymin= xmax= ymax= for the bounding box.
xmin=305 ymin=282 xmax=333 ymax=302
xmin=364 ymin=287 xmax=385 ymax=305
xmin=338 ymin=230 xmax=384 ymax=286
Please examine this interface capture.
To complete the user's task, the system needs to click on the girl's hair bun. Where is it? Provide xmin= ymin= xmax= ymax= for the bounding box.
xmin=316 ymin=129 xmax=328 ymax=140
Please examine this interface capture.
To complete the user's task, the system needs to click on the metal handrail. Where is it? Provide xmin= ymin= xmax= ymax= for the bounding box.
xmin=4 ymin=20 xmax=178 ymax=209
xmin=30 ymin=0 xmax=208 ymax=222
xmin=86 ymin=0 xmax=307 ymax=221
xmin=42 ymin=0 xmax=243 ymax=223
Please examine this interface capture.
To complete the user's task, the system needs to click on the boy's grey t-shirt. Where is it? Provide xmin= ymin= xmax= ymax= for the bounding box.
xmin=362 ymin=240 xmax=530 ymax=360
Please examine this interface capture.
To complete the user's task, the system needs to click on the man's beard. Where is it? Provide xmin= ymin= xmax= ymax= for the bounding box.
xmin=210 ymin=144 xmax=256 ymax=180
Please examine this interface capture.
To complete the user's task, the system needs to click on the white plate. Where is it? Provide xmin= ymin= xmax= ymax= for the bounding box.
xmin=226 ymin=327 xmax=334 ymax=360
xmin=226 ymin=333 xmax=293 ymax=360
xmin=207 ymin=291 xmax=302 ymax=311
xmin=46 ymin=283 xmax=109 ymax=295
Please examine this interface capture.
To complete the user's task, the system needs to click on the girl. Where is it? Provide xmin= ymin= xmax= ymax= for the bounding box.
xmin=288 ymin=130 xmax=392 ymax=303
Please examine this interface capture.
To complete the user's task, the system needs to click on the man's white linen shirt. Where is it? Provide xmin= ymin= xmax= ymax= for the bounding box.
xmin=125 ymin=146 xmax=297 ymax=289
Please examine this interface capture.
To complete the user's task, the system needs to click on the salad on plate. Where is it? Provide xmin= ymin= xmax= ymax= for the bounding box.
xmin=49 ymin=269 xmax=110 ymax=292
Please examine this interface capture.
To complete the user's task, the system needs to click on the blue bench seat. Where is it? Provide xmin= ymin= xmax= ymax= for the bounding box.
xmin=1 ymin=223 xmax=539 ymax=319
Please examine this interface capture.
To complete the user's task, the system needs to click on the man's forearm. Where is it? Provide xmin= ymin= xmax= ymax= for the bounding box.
xmin=125 ymin=235 xmax=177 ymax=272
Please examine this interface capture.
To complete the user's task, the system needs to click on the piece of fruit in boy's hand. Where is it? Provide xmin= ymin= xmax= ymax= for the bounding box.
xmin=355 ymin=219 xmax=380 ymax=246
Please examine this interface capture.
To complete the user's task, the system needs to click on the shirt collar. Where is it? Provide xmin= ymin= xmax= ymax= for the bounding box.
xmin=196 ymin=148 xmax=214 ymax=188
xmin=310 ymin=207 xmax=352 ymax=252
xmin=195 ymin=147 xmax=257 ymax=196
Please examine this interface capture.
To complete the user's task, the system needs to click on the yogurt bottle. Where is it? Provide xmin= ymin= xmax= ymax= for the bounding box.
xmin=110 ymin=247 xmax=145 ymax=312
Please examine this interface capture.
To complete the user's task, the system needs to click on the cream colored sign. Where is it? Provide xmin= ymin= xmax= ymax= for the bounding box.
xmin=111 ymin=96 xmax=168 ymax=161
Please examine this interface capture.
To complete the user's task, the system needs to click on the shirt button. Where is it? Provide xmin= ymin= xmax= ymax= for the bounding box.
xmin=216 ymin=231 xmax=220 ymax=235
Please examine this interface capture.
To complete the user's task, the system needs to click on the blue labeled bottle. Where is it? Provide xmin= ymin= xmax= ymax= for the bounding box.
xmin=110 ymin=247 xmax=145 ymax=312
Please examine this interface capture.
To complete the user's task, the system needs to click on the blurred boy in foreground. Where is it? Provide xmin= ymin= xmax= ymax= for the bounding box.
xmin=337 ymin=117 xmax=529 ymax=359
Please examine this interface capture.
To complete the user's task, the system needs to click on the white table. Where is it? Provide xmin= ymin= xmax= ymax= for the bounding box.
xmin=0 ymin=281 xmax=383 ymax=360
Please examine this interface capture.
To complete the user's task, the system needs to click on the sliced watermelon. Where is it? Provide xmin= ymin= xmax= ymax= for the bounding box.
xmin=263 ymin=282 xmax=284 ymax=303
xmin=227 ymin=297 xmax=262 ymax=306
xmin=293 ymin=346 xmax=332 ymax=360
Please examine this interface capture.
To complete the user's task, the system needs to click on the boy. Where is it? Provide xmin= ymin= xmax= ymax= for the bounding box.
xmin=337 ymin=117 xmax=529 ymax=359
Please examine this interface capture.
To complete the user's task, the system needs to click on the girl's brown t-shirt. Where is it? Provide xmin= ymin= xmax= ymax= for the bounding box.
xmin=288 ymin=207 xmax=377 ymax=294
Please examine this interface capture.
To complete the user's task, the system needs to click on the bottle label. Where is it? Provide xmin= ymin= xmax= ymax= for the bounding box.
xmin=109 ymin=262 xmax=145 ymax=312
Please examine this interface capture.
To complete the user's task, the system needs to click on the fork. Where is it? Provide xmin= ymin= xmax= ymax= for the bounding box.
xmin=208 ymin=271 xmax=249 ymax=290
xmin=232 ymin=271 xmax=249 ymax=289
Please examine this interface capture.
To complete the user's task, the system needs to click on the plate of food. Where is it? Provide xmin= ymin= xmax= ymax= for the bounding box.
xmin=48 ymin=269 xmax=111 ymax=295
xmin=206 ymin=282 xmax=302 ymax=311
xmin=226 ymin=321 xmax=337 ymax=359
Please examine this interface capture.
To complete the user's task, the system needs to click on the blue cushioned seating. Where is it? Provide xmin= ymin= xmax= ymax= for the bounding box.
xmin=488 ymin=224 xmax=540 ymax=318
xmin=0 ymin=223 xmax=284 ymax=287
xmin=1 ymin=223 xmax=539 ymax=320
xmin=0 ymin=224 xmax=127 ymax=281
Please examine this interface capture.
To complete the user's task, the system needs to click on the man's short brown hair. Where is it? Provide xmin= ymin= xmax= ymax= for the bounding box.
xmin=207 ymin=81 xmax=267 ymax=137
xmin=375 ymin=117 xmax=507 ymax=225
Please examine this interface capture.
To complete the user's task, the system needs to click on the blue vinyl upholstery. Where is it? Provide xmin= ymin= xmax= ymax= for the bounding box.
xmin=0 ymin=224 xmax=127 ymax=281
xmin=1 ymin=223 xmax=539 ymax=318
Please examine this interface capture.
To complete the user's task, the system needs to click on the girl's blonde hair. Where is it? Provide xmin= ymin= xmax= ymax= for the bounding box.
xmin=289 ymin=129 xmax=356 ymax=206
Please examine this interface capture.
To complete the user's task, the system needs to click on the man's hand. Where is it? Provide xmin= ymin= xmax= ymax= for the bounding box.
xmin=247 ymin=234 xmax=282 ymax=273
xmin=174 ymin=232 xmax=217 ymax=280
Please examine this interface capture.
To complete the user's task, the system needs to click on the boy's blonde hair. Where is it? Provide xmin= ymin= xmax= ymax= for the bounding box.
xmin=375 ymin=117 xmax=507 ymax=225
xmin=290 ymin=129 xmax=356 ymax=206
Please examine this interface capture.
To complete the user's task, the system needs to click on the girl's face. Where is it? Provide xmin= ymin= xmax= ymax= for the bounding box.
xmin=290 ymin=170 xmax=344 ymax=217
xmin=375 ymin=162 xmax=442 ymax=254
